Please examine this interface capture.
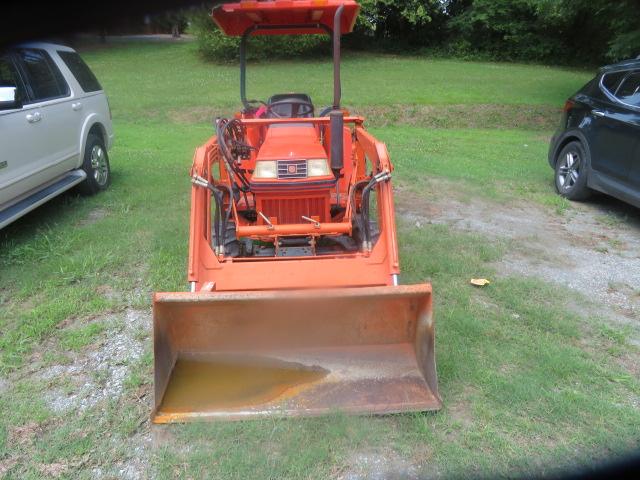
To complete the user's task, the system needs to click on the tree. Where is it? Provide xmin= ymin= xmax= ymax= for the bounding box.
xmin=355 ymin=0 xmax=449 ymax=46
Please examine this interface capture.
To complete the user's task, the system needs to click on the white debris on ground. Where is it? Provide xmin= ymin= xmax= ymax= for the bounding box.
xmin=116 ymin=434 xmax=153 ymax=480
xmin=40 ymin=309 xmax=151 ymax=413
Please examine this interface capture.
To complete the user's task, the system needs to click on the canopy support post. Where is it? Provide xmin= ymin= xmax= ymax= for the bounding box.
xmin=333 ymin=4 xmax=344 ymax=110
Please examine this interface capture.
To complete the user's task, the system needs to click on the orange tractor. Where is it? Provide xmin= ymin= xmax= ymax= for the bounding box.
xmin=152 ymin=0 xmax=441 ymax=423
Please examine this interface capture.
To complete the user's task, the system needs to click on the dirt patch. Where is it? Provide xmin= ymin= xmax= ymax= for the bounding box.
xmin=337 ymin=450 xmax=425 ymax=480
xmin=446 ymin=387 xmax=476 ymax=430
xmin=354 ymin=104 xmax=560 ymax=131
xmin=0 ymin=377 xmax=8 ymax=394
xmin=91 ymin=424 xmax=153 ymax=480
xmin=40 ymin=308 xmax=151 ymax=413
xmin=397 ymin=183 xmax=640 ymax=338
xmin=0 ymin=459 xmax=19 ymax=477
xmin=96 ymin=284 xmax=121 ymax=302
xmin=165 ymin=103 xmax=559 ymax=130
xmin=38 ymin=462 xmax=69 ymax=478
xmin=77 ymin=208 xmax=108 ymax=226
xmin=166 ymin=106 xmax=233 ymax=124
xmin=9 ymin=422 xmax=43 ymax=446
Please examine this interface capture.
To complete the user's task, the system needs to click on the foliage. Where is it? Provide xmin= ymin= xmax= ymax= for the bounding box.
xmin=190 ymin=1 xmax=639 ymax=65
xmin=354 ymin=0 xmax=449 ymax=46
xmin=150 ymin=10 xmax=189 ymax=34
xmin=569 ymin=0 xmax=640 ymax=61
xmin=188 ymin=7 xmax=329 ymax=62
xmin=446 ymin=0 xmax=563 ymax=61
xmin=446 ymin=0 xmax=639 ymax=63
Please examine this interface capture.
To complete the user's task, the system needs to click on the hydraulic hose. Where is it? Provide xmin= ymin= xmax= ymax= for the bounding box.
xmin=359 ymin=171 xmax=392 ymax=250
xmin=215 ymin=118 xmax=252 ymax=192
xmin=361 ymin=177 xmax=377 ymax=248
xmin=211 ymin=188 xmax=223 ymax=252
xmin=349 ymin=179 xmax=371 ymax=247
xmin=214 ymin=184 xmax=234 ymax=248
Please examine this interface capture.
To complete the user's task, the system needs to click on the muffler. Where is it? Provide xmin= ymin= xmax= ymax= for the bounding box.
xmin=152 ymin=284 xmax=440 ymax=423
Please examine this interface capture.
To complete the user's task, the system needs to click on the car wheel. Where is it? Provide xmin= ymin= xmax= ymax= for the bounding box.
xmin=555 ymin=141 xmax=591 ymax=201
xmin=78 ymin=133 xmax=111 ymax=195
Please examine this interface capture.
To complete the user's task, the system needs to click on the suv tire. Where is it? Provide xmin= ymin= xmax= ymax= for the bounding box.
xmin=555 ymin=141 xmax=591 ymax=201
xmin=78 ymin=133 xmax=111 ymax=195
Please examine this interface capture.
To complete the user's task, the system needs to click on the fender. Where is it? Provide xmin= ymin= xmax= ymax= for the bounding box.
xmin=548 ymin=128 xmax=592 ymax=170
xmin=77 ymin=112 xmax=111 ymax=169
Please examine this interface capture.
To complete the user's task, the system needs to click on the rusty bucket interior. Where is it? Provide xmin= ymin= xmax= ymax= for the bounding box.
xmin=152 ymin=284 xmax=440 ymax=423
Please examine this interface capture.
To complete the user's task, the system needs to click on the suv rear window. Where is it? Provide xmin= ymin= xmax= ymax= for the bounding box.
xmin=57 ymin=51 xmax=102 ymax=92
xmin=0 ymin=54 xmax=27 ymax=102
xmin=601 ymin=71 xmax=625 ymax=93
xmin=16 ymin=48 xmax=69 ymax=102
xmin=615 ymin=71 xmax=640 ymax=106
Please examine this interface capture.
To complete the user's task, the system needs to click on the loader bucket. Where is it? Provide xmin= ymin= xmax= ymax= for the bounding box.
xmin=152 ymin=284 xmax=440 ymax=423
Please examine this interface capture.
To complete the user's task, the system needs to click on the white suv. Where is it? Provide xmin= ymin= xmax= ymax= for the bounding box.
xmin=0 ymin=42 xmax=113 ymax=229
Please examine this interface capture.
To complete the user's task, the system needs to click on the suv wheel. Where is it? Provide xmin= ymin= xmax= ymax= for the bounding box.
xmin=78 ymin=133 xmax=111 ymax=195
xmin=555 ymin=141 xmax=591 ymax=201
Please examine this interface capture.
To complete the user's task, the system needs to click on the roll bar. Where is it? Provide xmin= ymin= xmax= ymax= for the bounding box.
xmin=239 ymin=5 xmax=345 ymax=110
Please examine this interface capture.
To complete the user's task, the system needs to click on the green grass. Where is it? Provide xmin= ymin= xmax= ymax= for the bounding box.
xmin=0 ymin=41 xmax=637 ymax=478
xmin=80 ymin=42 xmax=591 ymax=122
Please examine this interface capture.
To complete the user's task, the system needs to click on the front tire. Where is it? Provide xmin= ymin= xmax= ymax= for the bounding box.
xmin=555 ymin=141 xmax=591 ymax=201
xmin=78 ymin=133 xmax=111 ymax=195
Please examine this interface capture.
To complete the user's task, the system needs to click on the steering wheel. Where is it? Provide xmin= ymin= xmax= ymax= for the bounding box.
xmin=243 ymin=99 xmax=267 ymax=111
xmin=267 ymin=98 xmax=314 ymax=118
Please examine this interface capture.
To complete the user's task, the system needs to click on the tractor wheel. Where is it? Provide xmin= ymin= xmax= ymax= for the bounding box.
xmin=213 ymin=221 xmax=241 ymax=257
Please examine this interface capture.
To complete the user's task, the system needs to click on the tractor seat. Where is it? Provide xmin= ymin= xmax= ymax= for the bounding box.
xmin=266 ymin=93 xmax=314 ymax=118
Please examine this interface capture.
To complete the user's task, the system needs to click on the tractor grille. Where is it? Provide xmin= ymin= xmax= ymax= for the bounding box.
xmin=277 ymin=159 xmax=307 ymax=179
xmin=260 ymin=196 xmax=328 ymax=224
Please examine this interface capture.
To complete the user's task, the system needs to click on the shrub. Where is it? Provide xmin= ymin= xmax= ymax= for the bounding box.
xmin=189 ymin=8 xmax=330 ymax=62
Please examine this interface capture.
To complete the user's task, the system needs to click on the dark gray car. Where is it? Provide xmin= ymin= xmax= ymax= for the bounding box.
xmin=548 ymin=58 xmax=640 ymax=207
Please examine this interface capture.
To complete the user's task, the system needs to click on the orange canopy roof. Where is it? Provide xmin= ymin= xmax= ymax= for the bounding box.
xmin=212 ymin=0 xmax=360 ymax=36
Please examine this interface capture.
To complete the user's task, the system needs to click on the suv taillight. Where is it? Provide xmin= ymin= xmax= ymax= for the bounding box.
xmin=563 ymin=100 xmax=575 ymax=112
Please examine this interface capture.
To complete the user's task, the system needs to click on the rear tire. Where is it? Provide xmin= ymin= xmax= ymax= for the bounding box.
xmin=78 ymin=133 xmax=111 ymax=195
xmin=554 ymin=141 xmax=591 ymax=201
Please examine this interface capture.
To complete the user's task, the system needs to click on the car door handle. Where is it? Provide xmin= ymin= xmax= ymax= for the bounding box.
xmin=26 ymin=112 xmax=42 ymax=123
xmin=592 ymin=110 xmax=606 ymax=117
xmin=72 ymin=102 xmax=83 ymax=111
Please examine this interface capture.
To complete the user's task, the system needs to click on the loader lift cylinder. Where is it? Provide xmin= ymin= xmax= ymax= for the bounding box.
xmin=330 ymin=110 xmax=344 ymax=174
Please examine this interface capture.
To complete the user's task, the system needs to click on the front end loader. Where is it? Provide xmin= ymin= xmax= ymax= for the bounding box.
xmin=152 ymin=0 xmax=441 ymax=423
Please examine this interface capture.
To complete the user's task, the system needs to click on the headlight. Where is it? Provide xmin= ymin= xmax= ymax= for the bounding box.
xmin=307 ymin=159 xmax=330 ymax=177
xmin=253 ymin=160 xmax=277 ymax=179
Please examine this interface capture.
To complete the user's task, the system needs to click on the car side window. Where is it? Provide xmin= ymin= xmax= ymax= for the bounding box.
xmin=57 ymin=51 xmax=102 ymax=93
xmin=0 ymin=54 xmax=27 ymax=104
xmin=601 ymin=71 xmax=625 ymax=93
xmin=615 ymin=71 xmax=640 ymax=106
xmin=15 ymin=48 xmax=69 ymax=103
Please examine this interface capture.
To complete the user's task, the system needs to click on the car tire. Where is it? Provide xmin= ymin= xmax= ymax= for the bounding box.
xmin=554 ymin=140 xmax=591 ymax=201
xmin=78 ymin=133 xmax=111 ymax=195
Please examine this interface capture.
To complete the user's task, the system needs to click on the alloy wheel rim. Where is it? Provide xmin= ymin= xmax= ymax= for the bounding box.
xmin=90 ymin=145 xmax=108 ymax=186
xmin=557 ymin=151 xmax=580 ymax=191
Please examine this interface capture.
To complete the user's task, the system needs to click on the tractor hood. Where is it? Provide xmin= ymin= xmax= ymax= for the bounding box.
xmin=256 ymin=124 xmax=327 ymax=161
